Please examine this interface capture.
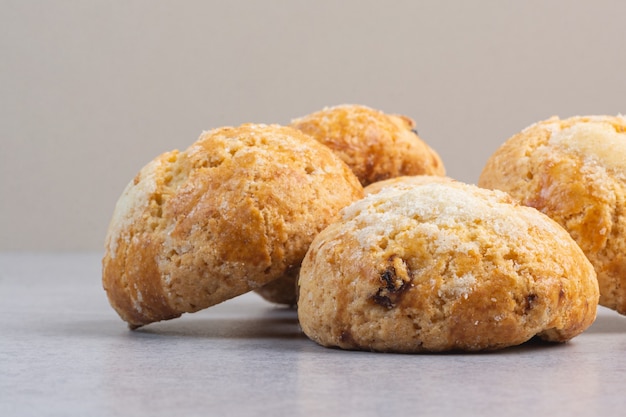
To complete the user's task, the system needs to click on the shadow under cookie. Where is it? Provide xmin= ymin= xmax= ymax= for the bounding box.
xmin=132 ymin=310 xmax=302 ymax=340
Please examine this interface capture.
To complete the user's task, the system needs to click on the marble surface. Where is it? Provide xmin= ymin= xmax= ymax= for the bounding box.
xmin=1 ymin=252 xmax=626 ymax=417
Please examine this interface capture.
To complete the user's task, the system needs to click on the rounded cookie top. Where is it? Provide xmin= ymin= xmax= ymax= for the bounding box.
xmin=479 ymin=115 xmax=626 ymax=314
xmin=103 ymin=123 xmax=364 ymax=327
xmin=290 ymin=104 xmax=445 ymax=186
xmin=297 ymin=181 xmax=598 ymax=352
xmin=364 ymin=174 xmax=455 ymax=196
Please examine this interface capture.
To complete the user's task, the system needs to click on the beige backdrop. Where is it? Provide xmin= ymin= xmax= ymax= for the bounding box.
xmin=2 ymin=0 xmax=626 ymax=251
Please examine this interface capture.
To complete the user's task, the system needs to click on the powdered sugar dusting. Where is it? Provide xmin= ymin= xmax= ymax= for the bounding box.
xmin=549 ymin=121 xmax=626 ymax=179
xmin=446 ymin=272 xmax=477 ymax=299
xmin=132 ymin=284 xmax=144 ymax=314
xmin=344 ymin=182 xmax=535 ymax=252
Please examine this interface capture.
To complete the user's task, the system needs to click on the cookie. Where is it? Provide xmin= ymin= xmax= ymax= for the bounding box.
xmin=297 ymin=182 xmax=598 ymax=352
xmin=103 ymin=123 xmax=364 ymax=327
xmin=253 ymin=271 xmax=300 ymax=306
xmin=290 ymin=104 xmax=445 ymax=186
xmin=479 ymin=115 xmax=626 ymax=314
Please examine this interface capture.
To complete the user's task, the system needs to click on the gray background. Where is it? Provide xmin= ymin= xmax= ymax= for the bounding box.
xmin=2 ymin=0 xmax=625 ymax=251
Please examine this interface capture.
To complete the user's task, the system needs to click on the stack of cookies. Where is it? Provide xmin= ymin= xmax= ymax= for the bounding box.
xmin=103 ymin=106 xmax=626 ymax=352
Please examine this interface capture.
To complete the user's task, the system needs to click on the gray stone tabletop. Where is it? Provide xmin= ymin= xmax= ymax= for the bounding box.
xmin=1 ymin=252 xmax=625 ymax=417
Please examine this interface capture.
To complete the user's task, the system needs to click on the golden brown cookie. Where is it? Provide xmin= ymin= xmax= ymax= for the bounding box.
xmin=297 ymin=182 xmax=598 ymax=352
xmin=364 ymin=175 xmax=455 ymax=195
xmin=479 ymin=115 xmax=626 ymax=314
xmin=290 ymin=104 xmax=445 ymax=186
xmin=103 ymin=123 xmax=363 ymax=327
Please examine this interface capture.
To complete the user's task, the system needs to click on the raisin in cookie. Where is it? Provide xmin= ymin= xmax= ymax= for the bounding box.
xmin=297 ymin=182 xmax=598 ymax=352
xmin=290 ymin=104 xmax=445 ymax=186
xmin=479 ymin=115 xmax=626 ymax=314
xmin=103 ymin=124 xmax=363 ymax=327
